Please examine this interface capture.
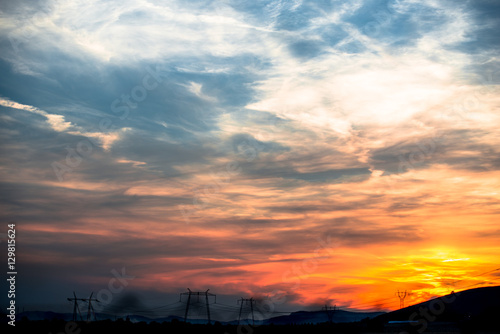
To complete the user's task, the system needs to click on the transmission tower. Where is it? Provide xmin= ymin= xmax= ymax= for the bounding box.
xmin=396 ymin=290 xmax=407 ymax=309
xmin=180 ymin=289 xmax=216 ymax=324
xmin=237 ymin=298 xmax=256 ymax=325
xmin=84 ymin=292 xmax=100 ymax=322
xmin=321 ymin=304 xmax=336 ymax=323
xmin=67 ymin=292 xmax=84 ymax=321
xmin=67 ymin=292 xmax=99 ymax=322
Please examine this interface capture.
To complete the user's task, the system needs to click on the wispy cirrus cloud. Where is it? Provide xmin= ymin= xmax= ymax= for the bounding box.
xmin=0 ymin=97 xmax=126 ymax=150
xmin=1 ymin=0 xmax=499 ymax=314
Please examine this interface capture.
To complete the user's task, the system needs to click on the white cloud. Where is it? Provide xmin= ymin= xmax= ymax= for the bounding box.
xmin=0 ymin=97 xmax=72 ymax=132
xmin=181 ymin=81 xmax=217 ymax=102
xmin=0 ymin=0 xmax=274 ymax=67
xmin=0 ymin=97 xmax=124 ymax=151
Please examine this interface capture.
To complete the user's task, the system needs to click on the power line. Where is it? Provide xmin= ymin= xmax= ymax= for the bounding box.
xmin=134 ymin=301 xmax=184 ymax=312
xmin=67 ymin=292 xmax=84 ymax=322
xmin=67 ymin=292 xmax=99 ymax=322
xmin=446 ymin=267 xmax=500 ymax=287
xmin=238 ymin=298 xmax=255 ymax=325
xmin=341 ymin=266 xmax=500 ymax=310
xmin=180 ymin=289 xmax=216 ymax=324
xmin=341 ymin=296 xmax=398 ymax=309
xmin=64 ymin=273 xmax=499 ymax=322
xmin=321 ymin=304 xmax=336 ymax=323
xmin=211 ymin=304 xmax=240 ymax=311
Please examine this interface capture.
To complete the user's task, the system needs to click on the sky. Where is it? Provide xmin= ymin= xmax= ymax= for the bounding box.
xmin=1 ymin=0 xmax=500 ymax=318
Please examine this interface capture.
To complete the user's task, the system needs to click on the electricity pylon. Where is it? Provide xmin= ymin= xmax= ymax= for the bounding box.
xmin=85 ymin=292 xmax=99 ymax=322
xmin=397 ymin=290 xmax=407 ymax=309
xmin=67 ymin=292 xmax=99 ymax=322
xmin=238 ymin=298 xmax=256 ymax=325
xmin=180 ymin=289 xmax=216 ymax=324
xmin=67 ymin=292 xmax=84 ymax=321
xmin=322 ymin=304 xmax=336 ymax=323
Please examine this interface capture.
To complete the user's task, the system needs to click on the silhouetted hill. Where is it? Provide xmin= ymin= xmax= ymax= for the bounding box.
xmin=263 ymin=309 xmax=384 ymax=325
xmin=378 ymin=285 xmax=500 ymax=321
xmin=8 ymin=285 xmax=500 ymax=333
xmin=15 ymin=311 xmax=183 ymax=323
xmin=16 ymin=311 xmax=70 ymax=321
xmin=15 ymin=308 xmax=381 ymax=325
xmin=370 ymin=285 xmax=500 ymax=333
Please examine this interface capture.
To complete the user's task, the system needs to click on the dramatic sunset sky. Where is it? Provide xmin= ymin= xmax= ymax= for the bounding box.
xmin=1 ymin=0 xmax=499 ymax=317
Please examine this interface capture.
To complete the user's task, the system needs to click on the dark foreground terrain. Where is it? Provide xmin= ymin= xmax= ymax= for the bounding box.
xmin=2 ymin=316 xmax=500 ymax=334
xmin=3 ymin=286 xmax=500 ymax=333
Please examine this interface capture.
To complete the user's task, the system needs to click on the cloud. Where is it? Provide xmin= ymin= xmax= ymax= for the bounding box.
xmin=1 ymin=0 xmax=500 ymax=313
xmin=0 ymin=97 xmax=72 ymax=131
xmin=0 ymin=97 xmax=127 ymax=151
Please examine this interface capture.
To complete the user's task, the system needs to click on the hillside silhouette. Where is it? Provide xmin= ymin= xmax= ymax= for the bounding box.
xmin=2 ymin=285 xmax=499 ymax=333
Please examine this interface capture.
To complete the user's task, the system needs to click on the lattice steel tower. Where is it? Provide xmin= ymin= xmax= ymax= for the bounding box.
xmin=180 ymin=289 xmax=216 ymax=324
